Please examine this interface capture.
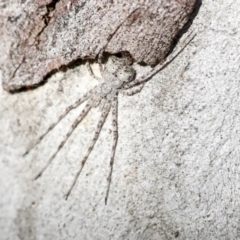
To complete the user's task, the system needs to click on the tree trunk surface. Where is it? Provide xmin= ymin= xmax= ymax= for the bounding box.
xmin=1 ymin=0 xmax=199 ymax=91
xmin=0 ymin=0 xmax=240 ymax=239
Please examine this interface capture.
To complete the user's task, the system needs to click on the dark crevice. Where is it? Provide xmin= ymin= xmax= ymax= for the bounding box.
xmin=35 ymin=0 xmax=61 ymax=44
xmin=9 ymin=57 xmax=83 ymax=94
xmin=9 ymin=79 xmax=48 ymax=94
xmin=46 ymin=0 xmax=61 ymax=13
xmin=45 ymin=0 xmax=61 ymax=23
xmin=9 ymin=52 xmax=123 ymax=94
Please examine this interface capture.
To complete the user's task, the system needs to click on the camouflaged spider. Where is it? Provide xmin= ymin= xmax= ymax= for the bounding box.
xmin=23 ymin=35 xmax=194 ymax=204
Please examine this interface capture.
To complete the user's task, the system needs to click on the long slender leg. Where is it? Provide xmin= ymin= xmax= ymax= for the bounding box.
xmin=23 ymin=89 xmax=94 ymax=156
xmin=86 ymin=61 xmax=102 ymax=81
xmin=34 ymin=100 xmax=93 ymax=180
xmin=86 ymin=61 xmax=94 ymax=78
xmin=120 ymin=83 xmax=145 ymax=96
xmin=97 ymin=56 xmax=104 ymax=77
xmin=122 ymin=33 xmax=196 ymax=90
xmin=105 ymin=98 xmax=118 ymax=204
xmin=65 ymin=100 xmax=111 ymax=200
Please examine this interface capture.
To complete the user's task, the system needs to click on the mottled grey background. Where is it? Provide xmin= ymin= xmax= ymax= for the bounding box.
xmin=0 ymin=0 xmax=240 ymax=239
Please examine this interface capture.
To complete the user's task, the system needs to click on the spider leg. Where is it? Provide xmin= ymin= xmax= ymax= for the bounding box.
xmin=23 ymin=88 xmax=94 ymax=156
xmin=34 ymin=99 xmax=93 ymax=180
xmin=65 ymin=99 xmax=111 ymax=200
xmin=97 ymin=56 xmax=104 ymax=77
xmin=86 ymin=61 xmax=95 ymax=78
xmin=122 ymin=33 xmax=196 ymax=90
xmin=105 ymin=98 xmax=118 ymax=204
xmin=120 ymin=83 xmax=145 ymax=96
xmin=86 ymin=61 xmax=102 ymax=81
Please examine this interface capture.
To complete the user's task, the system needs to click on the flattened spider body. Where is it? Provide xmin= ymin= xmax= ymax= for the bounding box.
xmin=23 ymin=34 xmax=195 ymax=204
xmin=25 ymin=56 xmax=141 ymax=204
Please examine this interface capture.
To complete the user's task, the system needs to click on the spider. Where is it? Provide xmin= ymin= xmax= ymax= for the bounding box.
xmin=23 ymin=34 xmax=195 ymax=204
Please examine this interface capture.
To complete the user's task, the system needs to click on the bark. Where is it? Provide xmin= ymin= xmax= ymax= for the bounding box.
xmin=1 ymin=0 xmax=200 ymax=91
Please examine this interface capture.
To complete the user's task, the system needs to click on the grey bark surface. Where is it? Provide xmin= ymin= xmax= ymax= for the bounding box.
xmin=1 ymin=0 xmax=199 ymax=91
xmin=0 ymin=0 xmax=240 ymax=240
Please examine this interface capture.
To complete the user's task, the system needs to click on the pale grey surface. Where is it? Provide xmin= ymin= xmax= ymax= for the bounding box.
xmin=0 ymin=1 xmax=240 ymax=239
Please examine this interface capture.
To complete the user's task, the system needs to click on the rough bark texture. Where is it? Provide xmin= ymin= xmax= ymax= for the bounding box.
xmin=1 ymin=0 xmax=199 ymax=91
xmin=1 ymin=0 xmax=240 ymax=239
